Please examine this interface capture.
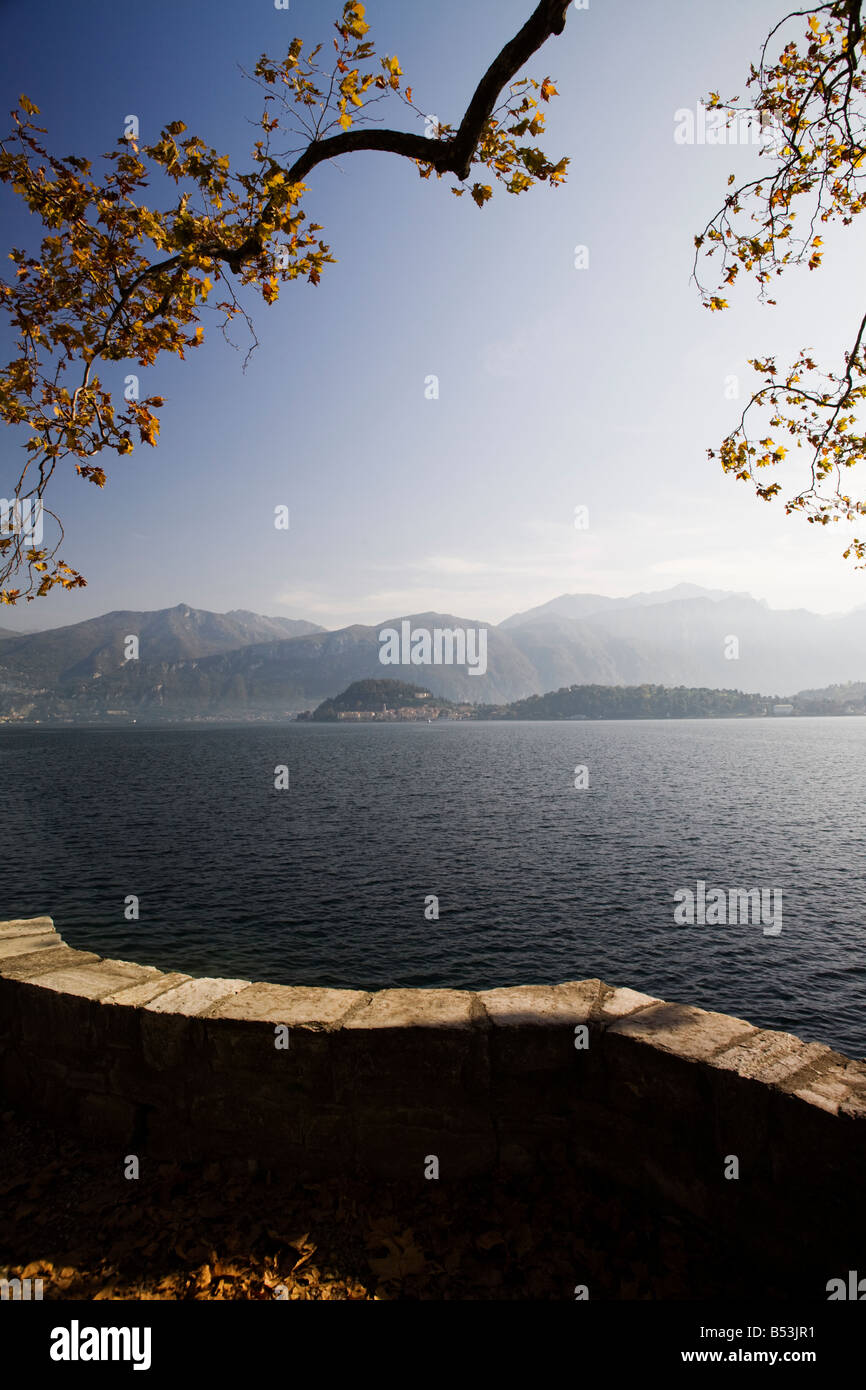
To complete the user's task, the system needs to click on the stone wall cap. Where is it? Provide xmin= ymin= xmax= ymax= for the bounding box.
xmin=787 ymin=1059 xmax=866 ymax=1117
xmin=607 ymin=1000 xmax=757 ymax=1061
xmin=713 ymin=1029 xmax=835 ymax=1086
xmin=0 ymin=945 xmax=102 ymax=981
xmin=22 ymin=960 xmax=154 ymax=1001
xmin=104 ymin=971 xmax=194 ymax=1006
xmin=478 ymin=980 xmax=603 ymax=1026
xmin=342 ymin=988 xmax=475 ymax=1030
xmin=144 ymin=976 xmax=252 ymax=1016
xmin=0 ymin=917 xmax=57 ymax=937
xmin=204 ymin=981 xmax=370 ymax=1028
xmin=3 ymin=921 xmax=863 ymax=1127
xmin=595 ymin=985 xmax=663 ymax=1023
xmin=0 ymin=932 xmax=60 ymax=963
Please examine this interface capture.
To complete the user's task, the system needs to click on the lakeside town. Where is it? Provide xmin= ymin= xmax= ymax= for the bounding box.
xmin=298 ymin=692 xmax=477 ymax=722
xmin=5 ymin=685 xmax=860 ymax=728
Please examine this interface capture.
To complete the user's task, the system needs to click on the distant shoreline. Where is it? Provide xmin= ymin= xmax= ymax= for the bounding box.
xmin=3 ymin=711 xmax=866 ymax=731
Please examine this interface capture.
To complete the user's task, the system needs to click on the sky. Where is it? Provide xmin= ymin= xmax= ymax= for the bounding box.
xmin=1 ymin=0 xmax=865 ymax=632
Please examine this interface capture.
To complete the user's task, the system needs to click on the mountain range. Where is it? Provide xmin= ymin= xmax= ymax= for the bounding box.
xmin=2 ymin=585 xmax=866 ymax=720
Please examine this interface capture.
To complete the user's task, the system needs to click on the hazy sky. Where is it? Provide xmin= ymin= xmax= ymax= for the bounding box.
xmin=2 ymin=0 xmax=865 ymax=632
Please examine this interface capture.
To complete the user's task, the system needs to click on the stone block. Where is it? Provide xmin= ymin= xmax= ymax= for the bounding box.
xmin=1 ymin=945 xmax=102 ymax=980
xmin=144 ymin=976 xmax=250 ymax=1016
xmin=139 ymin=1010 xmax=208 ymax=1072
xmin=478 ymin=980 xmax=602 ymax=1028
xmin=342 ymin=988 xmax=476 ymax=1031
xmin=788 ymin=1061 xmax=858 ymax=1116
xmin=18 ymin=959 xmax=152 ymax=1001
xmin=202 ymin=1016 xmax=335 ymax=1097
xmin=0 ymin=917 xmax=56 ymax=937
xmin=334 ymin=989 xmax=486 ymax=1109
xmin=206 ymin=981 xmax=368 ymax=1029
xmin=593 ymin=984 xmax=662 ymax=1024
xmin=139 ymin=976 xmax=251 ymax=1073
xmin=0 ymin=932 xmax=59 ymax=960
xmin=713 ymin=1028 xmax=834 ymax=1086
xmin=607 ymin=1001 xmax=757 ymax=1062
xmin=15 ymin=976 xmax=103 ymax=1054
xmin=104 ymin=971 xmax=192 ymax=1007
xmin=480 ymin=981 xmax=602 ymax=1081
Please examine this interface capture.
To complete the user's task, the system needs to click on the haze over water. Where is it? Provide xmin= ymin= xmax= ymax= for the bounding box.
xmin=3 ymin=717 xmax=864 ymax=1056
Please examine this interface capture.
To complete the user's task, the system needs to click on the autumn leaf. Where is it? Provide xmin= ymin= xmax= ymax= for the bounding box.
xmin=367 ymin=1230 xmax=427 ymax=1281
xmin=0 ymin=0 xmax=573 ymax=602
xmin=696 ymin=0 xmax=866 ymax=563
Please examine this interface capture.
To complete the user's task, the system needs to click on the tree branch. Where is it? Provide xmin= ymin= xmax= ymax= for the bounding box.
xmin=451 ymin=0 xmax=571 ymax=177
xmin=226 ymin=0 xmax=572 ymax=267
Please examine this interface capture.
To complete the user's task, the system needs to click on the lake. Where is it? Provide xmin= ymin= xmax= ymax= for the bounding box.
xmin=2 ymin=718 xmax=864 ymax=1056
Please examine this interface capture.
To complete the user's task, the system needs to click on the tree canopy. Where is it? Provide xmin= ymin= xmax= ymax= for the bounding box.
xmin=3 ymin=0 xmax=865 ymax=605
xmin=696 ymin=0 xmax=865 ymax=560
xmin=0 ymin=0 xmax=571 ymax=603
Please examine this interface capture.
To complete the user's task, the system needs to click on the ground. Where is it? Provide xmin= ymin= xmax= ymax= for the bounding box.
xmin=0 ymin=1107 xmax=793 ymax=1300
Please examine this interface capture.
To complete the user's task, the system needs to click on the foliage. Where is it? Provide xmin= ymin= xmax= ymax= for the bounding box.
xmin=480 ymin=684 xmax=776 ymax=720
xmin=0 ymin=1 xmax=570 ymax=603
xmin=695 ymin=1 xmax=866 ymax=560
xmin=311 ymin=677 xmax=452 ymax=718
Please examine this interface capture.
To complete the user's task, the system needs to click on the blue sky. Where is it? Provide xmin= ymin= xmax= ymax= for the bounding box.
xmin=1 ymin=0 xmax=865 ymax=631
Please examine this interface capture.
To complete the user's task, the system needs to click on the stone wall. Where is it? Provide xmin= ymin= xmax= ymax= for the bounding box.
xmin=2 ymin=916 xmax=865 ymax=1275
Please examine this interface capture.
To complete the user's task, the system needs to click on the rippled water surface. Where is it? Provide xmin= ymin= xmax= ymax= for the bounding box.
xmin=2 ymin=719 xmax=864 ymax=1055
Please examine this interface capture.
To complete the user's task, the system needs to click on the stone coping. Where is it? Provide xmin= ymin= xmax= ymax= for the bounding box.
xmin=1 ymin=916 xmax=864 ymax=1119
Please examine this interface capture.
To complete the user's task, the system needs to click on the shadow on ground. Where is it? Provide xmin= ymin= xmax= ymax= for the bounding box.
xmin=0 ymin=1107 xmax=810 ymax=1300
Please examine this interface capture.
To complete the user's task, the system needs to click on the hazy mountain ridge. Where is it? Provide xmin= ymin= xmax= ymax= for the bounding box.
xmin=97 ymin=613 xmax=540 ymax=712
xmin=0 ymin=604 xmax=323 ymax=684
xmin=2 ymin=586 xmax=866 ymax=720
xmin=503 ymin=592 xmax=866 ymax=696
xmin=499 ymin=582 xmax=753 ymax=629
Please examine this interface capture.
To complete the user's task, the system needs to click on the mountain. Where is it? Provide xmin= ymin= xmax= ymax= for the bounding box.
xmin=0 ymin=609 xmax=538 ymax=719
xmin=4 ymin=589 xmax=866 ymax=722
xmin=76 ymin=613 xmax=539 ymax=715
xmin=500 ymin=591 xmax=866 ymax=696
xmin=499 ymin=583 xmax=749 ymax=629
xmin=0 ymin=604 xmax=325 ymax=720
xmin=0 ymin=603 xmax=323 ymax=686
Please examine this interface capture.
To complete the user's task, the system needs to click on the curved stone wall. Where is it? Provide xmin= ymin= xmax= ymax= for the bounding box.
xmin=1 ymin=916 xmax=865 ymax=1273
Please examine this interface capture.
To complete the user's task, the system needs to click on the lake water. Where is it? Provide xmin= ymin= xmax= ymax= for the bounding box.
xmin=2 ymin=718 xmax=864 ymax=1056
